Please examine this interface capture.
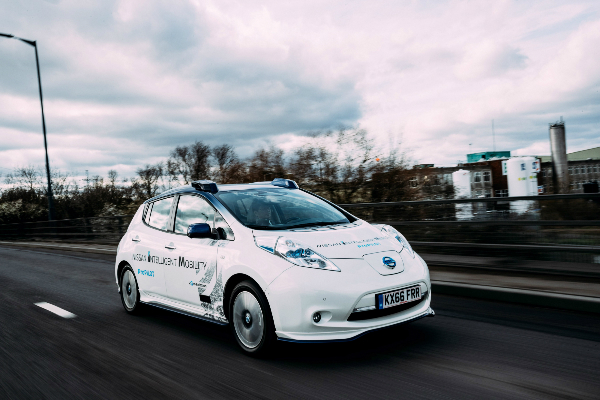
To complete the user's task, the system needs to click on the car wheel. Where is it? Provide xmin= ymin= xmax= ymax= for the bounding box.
xmin=120 ymin=265 xmax=142 ymax=314
xmin=229 ymin=280 xmax=276 ymax=356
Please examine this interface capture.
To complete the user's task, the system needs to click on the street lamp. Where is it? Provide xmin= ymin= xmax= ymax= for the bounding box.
xmin=0 ymin=33 xmax=55 ymax=220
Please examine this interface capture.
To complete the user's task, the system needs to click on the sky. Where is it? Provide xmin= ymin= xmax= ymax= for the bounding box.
xmin=1 ymin=0 xmax=599 ymax=179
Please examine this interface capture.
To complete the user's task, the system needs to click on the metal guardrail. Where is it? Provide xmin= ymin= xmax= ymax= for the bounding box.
xmin=0 ymin=194 xmax=598 ymax=262
xmin=412 ymin=241 xmax=600 ymax=253
xmin=339 ymin=193 xmax=600 ymax=207
xmin=0 ymin=215 xmax=133 ymax=244
xmin=375 ymin=220 xmax=600 ymax=226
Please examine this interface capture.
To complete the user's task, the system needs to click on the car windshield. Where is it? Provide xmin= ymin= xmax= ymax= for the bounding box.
xmin=214 ymin=188 xmax=351 ymax=230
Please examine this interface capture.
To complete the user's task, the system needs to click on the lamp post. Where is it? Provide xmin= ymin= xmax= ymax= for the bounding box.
xmin=1 ymin=33 xmax=55 ymax=220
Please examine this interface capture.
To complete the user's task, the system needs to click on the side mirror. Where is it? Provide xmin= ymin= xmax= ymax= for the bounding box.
xmin=187 ymin=223 xmax=213 ymax=239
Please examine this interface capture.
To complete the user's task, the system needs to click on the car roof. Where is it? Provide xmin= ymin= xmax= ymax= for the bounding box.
xmin=144 ymin=182 xmax=287 ymax=203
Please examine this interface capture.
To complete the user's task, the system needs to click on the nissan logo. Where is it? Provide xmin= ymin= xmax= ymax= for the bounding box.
xmin=382 ymin=256 xmax=396 ymax=268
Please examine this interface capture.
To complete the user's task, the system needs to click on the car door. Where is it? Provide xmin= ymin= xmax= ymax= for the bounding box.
xmin=164 ymin=194 xmax=220 ymax=308
xmin=130 ymin=196 xmax=175 ymax=297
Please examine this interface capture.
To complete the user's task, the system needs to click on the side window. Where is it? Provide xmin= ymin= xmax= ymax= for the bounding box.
xmin=174 ymin=195 xmax=216 ymax=234
xmin=146 ymin=197 xmax=173 ymax=231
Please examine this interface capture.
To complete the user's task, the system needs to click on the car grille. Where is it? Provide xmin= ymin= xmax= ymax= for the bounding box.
xmin=347 ymin=294 xmax=427 ymax=321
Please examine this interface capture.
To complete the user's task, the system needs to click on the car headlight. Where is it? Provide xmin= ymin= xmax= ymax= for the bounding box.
xmin=254 ymin=236 xmax=340 ymax=272
xmin=380 ymin=225 xmax=414 ymax=258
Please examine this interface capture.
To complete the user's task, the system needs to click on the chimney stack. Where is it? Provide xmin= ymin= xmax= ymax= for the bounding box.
xmin=549 ymin=118 xmax=568 ymax=193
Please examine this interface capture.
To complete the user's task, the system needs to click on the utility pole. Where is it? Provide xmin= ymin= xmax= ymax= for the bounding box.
xmin=1 ymin=33 xmax=55 ymax=220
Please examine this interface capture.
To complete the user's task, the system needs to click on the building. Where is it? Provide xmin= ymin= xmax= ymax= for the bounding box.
xmin=466 ymin=151 xmax=511 ymax=163
xmin=409 ymin=161 xmax=502 ymax=199
xmin=411 ymin=146 xmax=600 ymax=199
xmin=538 ymin=146 xmax=600 ymax=193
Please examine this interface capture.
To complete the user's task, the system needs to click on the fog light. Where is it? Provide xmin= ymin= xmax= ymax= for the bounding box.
xmin=312 ymin=312 xmax=321 ymax=323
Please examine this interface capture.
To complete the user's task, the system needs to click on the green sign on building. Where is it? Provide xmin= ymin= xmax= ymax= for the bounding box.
xmin=467 ymin=151 xmax=511 ymax=163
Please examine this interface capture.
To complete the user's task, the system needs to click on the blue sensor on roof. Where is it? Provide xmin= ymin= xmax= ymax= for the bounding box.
xmin=271 ymin=178 xmax=299 ymax=189
xmin=191 ymin=180 xmax=219 ymax=193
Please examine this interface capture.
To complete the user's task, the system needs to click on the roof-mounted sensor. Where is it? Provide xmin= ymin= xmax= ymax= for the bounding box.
xmin=271 ymin=178 xmax=299 ymax=189
xmin=191 ymin=180 xmax=219 ymax=193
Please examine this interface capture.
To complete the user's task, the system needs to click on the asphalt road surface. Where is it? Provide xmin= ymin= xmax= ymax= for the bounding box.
xmin=0 ymin=245 xmax=599 ymax=400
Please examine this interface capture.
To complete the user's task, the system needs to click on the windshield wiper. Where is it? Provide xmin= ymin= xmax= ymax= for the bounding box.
xmin=246 ymin=225 xmax=285 ymax=230
xmin=287 ymin=221 xmax=347 ymax=229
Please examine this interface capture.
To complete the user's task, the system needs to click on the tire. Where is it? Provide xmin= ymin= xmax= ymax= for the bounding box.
xmin=229 ymin=280 xmax=276 ymax=356
xmin=120 ymin=265 xmax=142 ymax=314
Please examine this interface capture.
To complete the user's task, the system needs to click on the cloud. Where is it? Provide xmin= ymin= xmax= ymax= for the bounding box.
xmin=454 ymin=42 xmax=528 ymax=80
xmin=0 ymin=0 xmax=599 ymax=176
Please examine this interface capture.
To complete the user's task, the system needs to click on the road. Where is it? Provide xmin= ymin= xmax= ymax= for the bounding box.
xmin=0 ymin=245 xmax=598 ymax=399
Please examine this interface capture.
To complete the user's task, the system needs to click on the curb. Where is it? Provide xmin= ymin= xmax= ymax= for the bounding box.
xmin=432 ymin=280 xmax=600 ymax=314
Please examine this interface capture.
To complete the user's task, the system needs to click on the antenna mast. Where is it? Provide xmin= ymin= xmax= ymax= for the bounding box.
xmin=492 ymin=119 xmax=496 ymax=152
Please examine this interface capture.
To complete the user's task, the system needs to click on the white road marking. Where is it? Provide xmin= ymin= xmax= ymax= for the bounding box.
xmin=35 ymin=302 xmax=76 ymax=319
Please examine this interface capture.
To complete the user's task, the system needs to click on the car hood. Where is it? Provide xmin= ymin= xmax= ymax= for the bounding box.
xmin=253 ymin=221 xmax=404 ymax=259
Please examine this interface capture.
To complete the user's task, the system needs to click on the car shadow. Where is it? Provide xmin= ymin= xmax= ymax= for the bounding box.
xmin=135 ymin=303 xmax=445 ymax=367
xmin=271 ymin=319 xmax=440 ymax=365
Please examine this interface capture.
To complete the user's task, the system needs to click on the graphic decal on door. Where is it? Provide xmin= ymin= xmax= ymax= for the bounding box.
xmin=210 ymin=269 xmax=226 ymax=322
xmin=178 ymin=256 xmax=206 ymax=271
xmin=189 ymin=259 xmax=226 ymax=322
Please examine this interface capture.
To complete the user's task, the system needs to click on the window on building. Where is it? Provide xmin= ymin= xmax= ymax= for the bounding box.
xmin=434 ymin=175 xmax=441 ymax=185
xmin=495 ymin=189 xmax=508 ymax=197
xmin=569 ymin=166 xmax=573 ymax=175
xmin=473 ymin=171 xmax=482 ymax=183
xmin=485 ymin=189 xmax=492 ymax=198
xmin=409 ymin=177 xmax=418 ymax=188
xmin=483 ymin=171 xmax=491 ymax=182
xmin=575 ymin=166 xmax=580 ymax=174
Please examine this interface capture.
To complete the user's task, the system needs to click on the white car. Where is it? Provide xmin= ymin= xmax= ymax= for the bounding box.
xmin=115 ymin=178 xmax=434 ymax=355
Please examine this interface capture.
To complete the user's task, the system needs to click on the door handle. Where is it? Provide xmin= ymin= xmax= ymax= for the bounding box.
xmin=131 ymin=236 xmax=141 ymax=242
xmin=165 ymin=243 xmax=177 ymax=250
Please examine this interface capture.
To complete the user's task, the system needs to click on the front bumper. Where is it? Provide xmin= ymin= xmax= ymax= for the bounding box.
xmin=277 ymin=307 xmax=435 ymax=343
xmin=266 ymin=255 xmax=433 ymax=342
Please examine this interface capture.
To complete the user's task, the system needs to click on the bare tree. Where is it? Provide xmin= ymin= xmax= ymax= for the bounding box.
xmin=288 ymin=146 xmax=318 ymax=187
xmin=247 ymin=146 xmax=286 ymax=182
xmin=133 ymin=163 xmax=164 ymax=199
xmin=108 ymin=170 xmax=118 ymax=186
xmin=212 ymin=144 xmax=246 ymax=183
xmin=50 ymin=170 xmax=72 ymax=197
xmin=168 ymin=141 xmax=212 ymax=184
xmin=5 ymin=166 xmax=42 ymax=191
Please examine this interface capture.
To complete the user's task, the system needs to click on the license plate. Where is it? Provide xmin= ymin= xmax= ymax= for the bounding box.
xmin=376 ymin=286 xmax=421 ymax=310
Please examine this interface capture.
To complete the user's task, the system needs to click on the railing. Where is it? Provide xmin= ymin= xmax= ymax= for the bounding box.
xmin=340 ymin=193 xmax=600 ymax=264
xmin=0 ymin=193 xmax=598 ymax=263
xmin=0 ymin=215 xmax=134 ymax=245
